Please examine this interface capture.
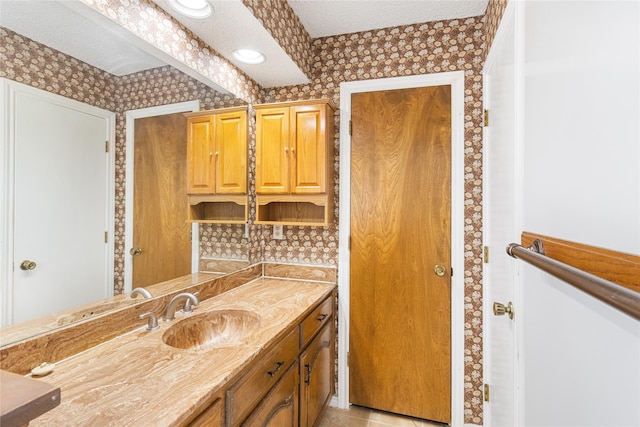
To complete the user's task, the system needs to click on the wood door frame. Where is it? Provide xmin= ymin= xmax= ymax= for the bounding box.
xmin=337 ymin=72 xmax=465 ymax=426
xmin=124 ymin=101 xmax=200 ymax=293
xmin=0 ymin=78 xmax=115 ymax=326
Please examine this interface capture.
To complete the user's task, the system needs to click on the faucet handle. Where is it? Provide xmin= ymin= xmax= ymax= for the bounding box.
xmin=139 ymin=312 xmax=159 ymax=331
xmin=183 ymin=292 xmax=200 ymax=313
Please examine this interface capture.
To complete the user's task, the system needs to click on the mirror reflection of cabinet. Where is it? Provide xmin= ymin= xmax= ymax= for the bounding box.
xmin=185 ymin=107 xmax=248 ymax=224
xmin=255 ymin=99 xmax=336 ymax=226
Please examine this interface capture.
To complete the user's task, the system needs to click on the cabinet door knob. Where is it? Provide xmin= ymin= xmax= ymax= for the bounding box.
xmin=130 ymin=248 xmax=142 ymax=256
xmin=284 ymin=147 xmax=289 ymax=152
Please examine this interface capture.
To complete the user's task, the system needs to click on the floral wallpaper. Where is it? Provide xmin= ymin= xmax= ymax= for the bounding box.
xmin=243 ymin=0 xmax=314 ymax=80
xmin=485 ymin=0 xmax=509 ymax=58
xmin=0 ymin=29 xmax=257 ymax=293
xmin=0 ymin=28 xmax=117 ymax=110
xmin=261 ymin=16 xmax=486 ymax=424
xmin=1 ymin=0 xmax=513 ymax=423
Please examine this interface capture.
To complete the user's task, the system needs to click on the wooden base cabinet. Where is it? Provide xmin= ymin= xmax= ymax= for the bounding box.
xmin=300 ymin=323 xmax=334 ymax=427
xmin=195 ymin=293 xmax=335 ymax=427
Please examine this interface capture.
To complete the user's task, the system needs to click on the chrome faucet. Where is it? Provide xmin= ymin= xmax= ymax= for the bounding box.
xmin=131 ymin=287 xmax=153 ymax=299
xmin=163 ymin=293 xmax=199 ymax=321
xmin=183 ymin=291 xmax=200 ymax=313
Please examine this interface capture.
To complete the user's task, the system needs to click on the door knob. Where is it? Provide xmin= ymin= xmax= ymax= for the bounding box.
xmin=493 ymin=301 xmax=514 ymax=319
xmin=434 ymin=264 xmax=447 ymax=277
xmin=19 ymin=260 xmax=37 ymax=271
xmin=130 ymin=248 xmax=142 ymax=256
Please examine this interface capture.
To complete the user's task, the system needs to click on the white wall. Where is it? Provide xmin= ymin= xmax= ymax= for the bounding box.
xmin=521 ymin=2 xmax=640 ymax=426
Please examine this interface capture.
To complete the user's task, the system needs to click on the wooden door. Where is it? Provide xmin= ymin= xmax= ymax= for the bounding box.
xmin=350 ymin=86 xmax=452 ymax=423
xmin=187 ymin=115 xmax=215 ymax=194
xmin=133 ymin=113 xmax=191 ymax=287
xmin=290 ymin=104 xmax=327 ymax=194
xmin=256 ymin=107 xmax=290 ymax=194
xmin=215 ymin=110 xmax=247 ymax=194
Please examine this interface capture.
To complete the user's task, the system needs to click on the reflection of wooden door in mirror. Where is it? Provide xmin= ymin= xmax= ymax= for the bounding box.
xmin=133 ymin=113 xmax=191 ymax=287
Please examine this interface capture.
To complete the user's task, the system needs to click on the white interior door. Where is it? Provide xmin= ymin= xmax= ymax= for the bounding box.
xmin=3 ymin=80 xmax=114 ymax=325
xmin=482 ymin=3 xmax=521 ymax=426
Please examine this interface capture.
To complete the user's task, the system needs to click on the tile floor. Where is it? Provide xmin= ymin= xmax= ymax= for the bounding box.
xmin=318 ymin=405 xmax=447 ymax=427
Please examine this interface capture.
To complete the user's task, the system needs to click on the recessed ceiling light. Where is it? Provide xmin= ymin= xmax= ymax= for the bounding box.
xmin=232 ymin=49 xmax=266 ymax=65
xmin=167 ymin=0 xmax=212 ymax=19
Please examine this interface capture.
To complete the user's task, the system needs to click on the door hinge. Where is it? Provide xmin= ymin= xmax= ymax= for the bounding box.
xmin=348 ymin=235 xmax=351 ymax=251
xmin=349 ymin=120 xmax=352 ymax=136
xmin=484 ymin=384 xmax=490 ymax=402
xmin=483 ymin=109 xmax=489 ymax=127
xmin=105 ymin=140 xmax=109 ymax=153
xmin=104 ymin=231 xmax=108 ymax=243
xmin=347 ymin=352 xmax=350 ymax=367
xmin=484 ymin=246 xmax=489 ymax=263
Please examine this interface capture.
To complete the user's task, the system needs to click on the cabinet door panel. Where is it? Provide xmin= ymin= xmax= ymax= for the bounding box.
xmin=215 ymin=111 xmax=247 ymax=194
xmin=300 ymin=322 xmax=333 ymax=427
xmin=256 ymin=108 xmax=289 ymax=194
xmin=187 ymin=116 xmax=215 ymax=194
xmin=242 ymin=363 xmax=299 ymax=427
xmin=290 ymin=105 xmax=327 ymax=194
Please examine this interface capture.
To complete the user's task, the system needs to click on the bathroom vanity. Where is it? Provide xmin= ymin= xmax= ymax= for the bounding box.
xmin=2 ymin=269 xmax=335 ymax=427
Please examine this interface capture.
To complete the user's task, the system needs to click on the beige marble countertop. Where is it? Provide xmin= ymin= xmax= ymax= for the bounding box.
xmin=30 ymin=277 xmax=334 ymax=426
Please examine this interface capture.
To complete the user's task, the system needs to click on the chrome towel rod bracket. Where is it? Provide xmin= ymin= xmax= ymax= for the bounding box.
xmin=506 ymin=238 xmax=544 ymax=257
xmin=506 ymin=238 xmax=640 ymax=321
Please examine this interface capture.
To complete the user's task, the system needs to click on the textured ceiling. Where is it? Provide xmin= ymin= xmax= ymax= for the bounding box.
xmin=0 ymin=1 xmax=166 ymax=76
xmin=288 ymin=0 xmax=489 ymax=38
xmin=152 ymin=0 xmax=310 ymax=88
xmin=1 ymin=0 xmax=489 ymax=89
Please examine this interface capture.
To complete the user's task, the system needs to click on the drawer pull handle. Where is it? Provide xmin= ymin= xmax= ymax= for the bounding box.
xmin=317 ymin=313 xmax=328 ymax=322
xmin=267 ymin=361 xmax=284 ymax=377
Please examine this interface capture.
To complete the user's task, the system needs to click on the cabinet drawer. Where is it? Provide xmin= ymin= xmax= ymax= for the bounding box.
xmin=300 ymin=296 xmax=333 ymax=349
xmin=226 ymin=328 xmax=299 ymax=426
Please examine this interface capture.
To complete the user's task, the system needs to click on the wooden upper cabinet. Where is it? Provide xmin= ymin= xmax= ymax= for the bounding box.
xmin=186 ymin=107 xmax=247 ymax=195
xmin=254 ymin=99 xmax=336 ymax=226
xmin=187 ymin=115 xmax=215 ymax=194
xmin=255 ymin=100 xmax=334 ymax=196
xmin=215 ymin=111 xmax=247 ymax=194
xmin=290 ymin=105 xmax=328 ymax=194
xmin=184 ymin=107 xmax=248 ymax=224
xmin=256 ymin=107 xmax=290 ymax=194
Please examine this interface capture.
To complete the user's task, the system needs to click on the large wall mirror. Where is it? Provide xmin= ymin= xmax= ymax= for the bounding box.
xmin=0 ymin=0 xmax=253 ymax=343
